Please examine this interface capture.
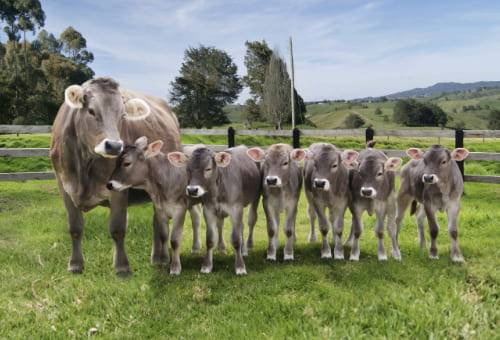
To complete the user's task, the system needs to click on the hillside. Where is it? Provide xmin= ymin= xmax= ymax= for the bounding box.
xmin=383 ymin=81 xmax=500 ymax=99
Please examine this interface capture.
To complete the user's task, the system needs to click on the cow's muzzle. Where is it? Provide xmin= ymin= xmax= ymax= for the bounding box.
xmin=265 ymin=175 xmax=281 ymax=187
xmin=106 ymin=180 xmax=130 ymax=191
xmin=94 ymin=139 xmax=124 ymax=158
xmin=422 ymin=174 xmax=439 ymax=184
xmin=313 ymin=178 xmax=330 ymax=191
xmin=360 ymin=186 xmax=377 ymax=198
xmin=186 ymin=185 xmax=205 ymax=198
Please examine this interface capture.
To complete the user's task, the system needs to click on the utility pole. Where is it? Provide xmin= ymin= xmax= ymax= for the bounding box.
xmin=289 ymin=36 xmax=296 ymax=128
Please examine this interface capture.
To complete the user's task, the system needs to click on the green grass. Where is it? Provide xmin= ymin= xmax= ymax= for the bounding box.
xmin=0 ymin=180 xmax=498 ymax=338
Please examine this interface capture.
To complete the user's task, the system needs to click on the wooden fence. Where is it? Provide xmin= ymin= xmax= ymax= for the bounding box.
xmin=1 ymin=125 xmax=499 ymax=184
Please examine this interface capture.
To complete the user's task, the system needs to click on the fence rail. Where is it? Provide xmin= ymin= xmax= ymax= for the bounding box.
xmin=1 ymin=125 xmax=499 ymax=184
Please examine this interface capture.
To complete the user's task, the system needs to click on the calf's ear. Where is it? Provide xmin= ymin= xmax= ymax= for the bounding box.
xmin=167 ymin=151 xmax=188 ymax=167
xmin=65 ymin=85 xmax=85 ymax=109
xmin=290 ymin=148 xmax=306 ymax=162
xmin=144 ymin=140 xmax=163 ymax=159
xmin=135 ymin=136 xmax=148 ymax=150
xmin=451 ymin=148 xmax=469 ymax=161
xmin=247 ymin=147 xmax=265 ymax=162
xmin=341 ymin=149 xmax=359 ymax=166
xmin=385 ymin=157 xmax=402 ymax=171
xmin=124 ymin=98 xmax=151 ymax=121
xmin=406 ymin=148 xmax=423 ymax=160
xmin=215 ymin=152 xmax=232 ymax=167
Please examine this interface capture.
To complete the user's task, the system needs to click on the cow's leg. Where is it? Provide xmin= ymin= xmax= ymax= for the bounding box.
xmin=109 ymin=191 xmax=131 ymax=275
xmin=447 ymin=201 xmax=464 ymax=263
xmin=344 ymin=220 xmax=354 ymax=247
xmin=306 ymin=194 xmax=317 ymax=242
xmin=189 ymin=205 xmax=202 ymax=253
xmin=396 ymin=192 xmax=412 ymax=236
xmin=387 ymin=198 xmax=401 ymax=261
xmin=374 ymin=205 xmax=387 ymax=261
xmin=169 ymin=205 xmax=186 ymax=275
xmin=416 ymin=205 xmax=427 ymax=248
xmin=283 ymin=199 xmax=298 ymax=261
xmin=63 ymin=191 xmax=85 ymax=273
xmin=331 ymin=205 xmax=346 ymax=260
xmin=350 ymin=206 xmax=363 ymax=261
xmin=216 ymin=217 xmax=226 ymax=254
xmin=201 ymin=207 xmax=217 ymax=274
xmin=230 ymin=206 xmax=246 ymax=275
xmin=263 ymin=200 xmax=279 ymax=261
xmin=424 ymin=203 xmax=440 ymax=260
xmin=245 ymin=195 xmax=259 ymax=255
xmin=313 ymin=200 xmax=332 ymax=259
xmin=151 ymin=208 xmax=169 ymax=266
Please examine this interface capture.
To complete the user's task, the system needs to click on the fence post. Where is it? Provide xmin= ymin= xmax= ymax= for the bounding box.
xmin=365 ymin=127 xmax=374 ymax=144
xmin=455 ymin=129 xmax=464 ymax=180
xmin=227 ymin=126 xmax=235 ymax=148
xmin=292 ymin=128 xmax=300 ymax=148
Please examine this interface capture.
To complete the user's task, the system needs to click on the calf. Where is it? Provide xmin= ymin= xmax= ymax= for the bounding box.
xmin=396 ymin=145 xmax=469 ymax=262
xmin=247 ymin=144 xmax=306 ymax=261
xmin=107 ymin=137 xmax=194 ymax=274
xmin=348 ymin=143 xmax=402 ymax=261
xmin=168 ymin=145 xmax=261 ymax=275
xmin=304 ymin=143 xmax=359 ymax=260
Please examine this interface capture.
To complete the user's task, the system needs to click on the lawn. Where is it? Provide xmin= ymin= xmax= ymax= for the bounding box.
xmin=0 ymin=179 xmax=498 ymax=338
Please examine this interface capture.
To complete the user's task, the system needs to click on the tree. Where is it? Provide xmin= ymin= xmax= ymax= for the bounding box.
xmin=59 ymin=26 xmax=93 ymax=65
xmin=374 ymin=107 xmax=382 ymax=115
xmin=170 ymin=45 xmax=242 ymax=128
xmin=242 ymin=98 xmax=263 ymax=127
xmin=262 ymin=51 xmax=290 ymax=129
xmin=243 ymin=40 xmax=272 ymax=101
xmin=344 ymin=113 xmax=365 ymax=128
xmin=488 ymin=110 xmax=500 ymax=129
xmin=393 ymin=99 xmax=448 ymax=127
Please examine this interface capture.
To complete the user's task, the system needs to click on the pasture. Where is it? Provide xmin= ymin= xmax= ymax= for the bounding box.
xmin=0 ymin=133 xmax=499 ymax=338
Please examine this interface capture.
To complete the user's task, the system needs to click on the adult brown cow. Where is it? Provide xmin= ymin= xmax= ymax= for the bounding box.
xmin=50 ymin=77 xmax=200 ymax=275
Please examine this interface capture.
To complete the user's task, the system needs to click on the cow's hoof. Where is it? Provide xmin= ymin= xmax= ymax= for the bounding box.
xmin=191 ymin=247 xmax=201 ymax=254
xmin=284 ymin=254 xmax=294 ymax=261
xmin=235 ymin=267 xmax=247 ymax=275
xmin=307 ymin=234 xmax=317 ymax=243
xmin=451 ymin=254 xmax=465 ymax=263
xmin=267 ymin=254 xmax=277 ymax=261
xmin=116 ymin=267 xmax=132 ymax=277
xmin=170 ymin=267 xmax=181 ymax=275
xmin=334 ymin=251 xmax=344 ymax=260
xmin=151 ymin=256 xmax=168 ymax=266
xmin=242 ymin=248 xmax=249 ymax=257
xmin=321 ymin=252 xmax=332 ymax=259
xmin=392 ymin=249 xmax=402 ymax=261
xmin=429 ymin=254 xmax=439 ymax=260
xmin=68 ymin=263 xmax=84 ymax=274
xmin=378 ymin=254 xmax=388 ymax=261
xmin=349 ymin=253 xmax=360 ymax=261
xmin=200 ymin=266 xmax=212 ymax=274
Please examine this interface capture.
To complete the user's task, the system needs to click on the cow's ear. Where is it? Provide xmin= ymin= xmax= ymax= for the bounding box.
xmin=341 ymin=149 xmax=359 ymax=166
xmin=345 ymin=160 xmax=359 ymax=170
xmin=214 ymin=152 xmax=232 ymax=167
xmin=183 ymin=144 xmax=205 ymax=156
xmin=167 ymin=152 xmax=188 ymax=167
xmin=385 ymin=157 xmax=402 ymax=171
xmin=290 ymin=148 xmax=306 ymax=162
xmin=124 ymin=98 xmax=151 ymax=121
xmin=144 ymin=140 xmax=163 ymax=159
xmin=304 ymin=148 xmax=313 ymax=160
xmin=247 ymin=147 xmax=265 ymax=162
xmin=451 ymin=148 xmax=469 ymax=161
xmin=406 ymin=148 xmax=423 ymax=160
xmin=65 ymin=85 xmax=85 ymax=109
xmin=134 ymin=136 xmax=148 ymax=150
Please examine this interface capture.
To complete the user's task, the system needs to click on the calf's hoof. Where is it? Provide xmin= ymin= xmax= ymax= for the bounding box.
xmin=334 ymin=250 xmax=344 ymax=260
xmin=451 ymin=253 xmax=465 ymax=263
xmin=429 ymin=254 xmax=439 ymax=260
xmin=151 ymin=255 xmax=169 ymax=266
xmin=191 ymin=246 xmax=201 ymax=254
xmin=170 ymin=266 xmax=181 ymax=275
xmin=200 ymin=265 xmax=212 ymax=274
xmin=116 ymin=266 xmax=132 ymax=277
xmin=267 ymin=253 xmax=277 ymax=261
xmin=284 ymin=253 xmax=294 ymax=261
xmin=349 ymin=253 xmax=360 ymax=261
xmin=68 ymin=263 xmax=84 ymax=274
xmin=321 ymin=251 xmax=332 ymax=259
xmin=235 ymin=267 xmax=247 ymax=275
xmin=378 ymin=254 xmax=388 ymax=261
xmin=392 ymin=250 xmax=402 ymax=261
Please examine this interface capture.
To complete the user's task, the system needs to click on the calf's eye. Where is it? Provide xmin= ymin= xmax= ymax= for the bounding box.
xmin=282 ymin=161 xmax=289 ymax=166
xmin=123 ymin=162 xmax=131 ymax=167
xmin=205 ymin=168 xmax=212 ymax=172
xmin=88 ymin=108 xmax=96 ymax=116
xmin=377 ymin=171 xmax=383 ymax=176
xmin=332 ymin=164 xmax=338 ymax=169
xmin=441 ymin=160 xmax=446 ymax=165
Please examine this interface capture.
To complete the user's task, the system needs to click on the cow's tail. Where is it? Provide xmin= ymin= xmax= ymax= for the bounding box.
xmin=410 ymin=200 xmax=418 ymax=215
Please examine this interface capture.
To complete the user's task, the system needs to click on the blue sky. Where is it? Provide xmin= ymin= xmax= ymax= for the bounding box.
xmin=10 ymin=0 xmax=500 ymax=101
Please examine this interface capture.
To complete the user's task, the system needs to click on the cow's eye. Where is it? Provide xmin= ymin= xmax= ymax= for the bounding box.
xmin=377 ymin=171 xmax=383 ymax=176
xmin=123 ymin=162 xmax=131 ymax=167
xmin=331 ymin=164 xmax=338 ymax=169
xmin=282 ymin=161 xmax=289 ymax=166
xmin=441 ymin=160 xmax=446 ymax=165
xmin=88 ymin=108 xmax=96 ymax=116
xmin=205 ymin=168 xmax=212 ymax=172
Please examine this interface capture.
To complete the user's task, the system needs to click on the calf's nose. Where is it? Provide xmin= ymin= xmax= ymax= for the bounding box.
xmin=266 ymin=176 xmax=278 ymax=186
xmin=187 ymin=186 xmax=199 ymax=196
xmin=104 ymin=140 xmax=124 ymax=155
xmin=106 ymin=181 xmax=114 ymax=190
xmin=423 ymin=174 xmax=434 ymax=183
xmin=361 ymin=188 xmax=373 ymax=197
xmin=314 ymin=179 xmax=326 ymax=188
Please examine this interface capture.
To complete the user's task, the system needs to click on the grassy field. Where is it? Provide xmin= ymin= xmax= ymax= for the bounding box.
xmin=0 ymin=179 xmax=499 ymax=338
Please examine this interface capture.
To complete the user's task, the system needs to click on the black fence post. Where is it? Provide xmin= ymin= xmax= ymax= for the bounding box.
xmin=227 ymin=126 xmax=235 ymax=148
xmin=455 ymin=129 xmax=465 ymax=180
xmin=365 ymin=127 xmax=374 ymax=144
xmin=292 ymin=128 xmax=301 ymax=148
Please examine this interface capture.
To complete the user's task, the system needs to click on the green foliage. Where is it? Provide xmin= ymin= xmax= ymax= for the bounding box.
xmin=242 ymin=98 xmax=263 ymax=127
xmin=393 ymin=99 xmax=448 ymax=127
xmin=243 ymin=40 xmax=272 ymax=101
xmin=170 ymin=45 xmax=242 ymax=128
xmin=374 ymin=107 xmax=382 ymax=115
xmin=488 ymin=109 xmax=500 ymax=129
xmin=344 ymin=113 xmax=365 ymax=128
xmin=262 ymin=51 xmax=290 ymax=129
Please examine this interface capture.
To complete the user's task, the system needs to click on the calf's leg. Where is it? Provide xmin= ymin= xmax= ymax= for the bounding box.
xmin=63 ymin=191 xmax=85 ymax=273
xmin=283 ymin=200 xmax=298 ymax=260
xmin=216 ymin=217 xmax=226 ymax=253
xmin=447 ymin=202 xmax=464 ymax=263
xmin=386 ymin=198 xmax=401 ymax=260
xmin=169 ymin=205 xmax=186 ymax=275
xmin=246 ymin=195 xmax=259 ymax=253
xmin=349 ymin=206 xmax=363 ymax=261
xmin=109 ymin=191 xmax=131 ymax=275
xmin=416 ymin=205 xmax=427 ymax=248
xmin=395 ymin=192 xmax=412 ymax=236
xmin=264 ymin=201 xmax=280 ymax=261
xmin=201 ymin=207 xmax=217 ymax=274
xmin=331 ymin=205 xmax=346 ymax=260
xmin=307 ymin=203 xmax=317 ymax=242
xmin=230 ymin=207 xmax=246 ymax=275
xmin=375 ymin=207 xmax=387 ymax=261
xmin=151 ymin=208 xmax=169 ymax=266
xmin=424 ymin=203 xmax=440 ymax=259
xmin=189 ymin=205 xmax=202 ymax=253
xmin=313 ymin=200 xmax=332 ymax=259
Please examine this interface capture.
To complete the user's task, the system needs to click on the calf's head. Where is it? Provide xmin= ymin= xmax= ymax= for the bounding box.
xmin=355 ymin=153 xmax=402 ymax=198
xmin=107 ymin=137 xmax=163 ymax=191
xmin=307 ymin=144 xmax=358 ymax=192
xmin=406 ymin=145 xmax=469 ymax=184
xmin=247 ymin=144 xmax=306 ymax=188
xmin=64 ymin=78 xmax=151 ymax=158
xmin=167 ymin=147 xmax=231 ymax=198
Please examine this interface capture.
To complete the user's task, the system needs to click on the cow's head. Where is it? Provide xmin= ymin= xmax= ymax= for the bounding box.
xmin=247 ymin=144 xmax=306 ymax=188
xmin=167 ymin=147 xmax=231 ymax=198
xmin=64 ymin=78 xmax=151 ymax=158
xmin=354 ymin=152 xmax=401 ymax=199
xmin=406 ymin=145 xmax=469 ymax=184
xmin=107 ymin=136 xmax=163 ymax=191
xmin=307 ymin=143 xmax=358 ymax=192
